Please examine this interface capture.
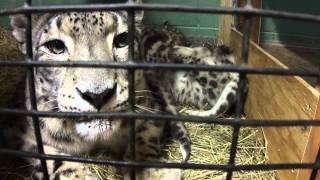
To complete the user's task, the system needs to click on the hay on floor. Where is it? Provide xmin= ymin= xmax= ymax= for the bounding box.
xmin=164 ymin=122 xmax=277 ymax=180
xmin=91 ymin=121 xmax=276 ymax=180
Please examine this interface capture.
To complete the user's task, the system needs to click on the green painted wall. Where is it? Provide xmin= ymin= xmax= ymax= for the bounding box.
xmin=261 ymin=0 xmax=320 ymax=46
xmin=0 ymin=0 xmax=220 ymax=38
xmin=143 ymin=0 xmax=220 ymax=38
xmin=0 ymin=0 xmax=23 ymax=26
xmin=1 ymin=0 xmax=320 ymax=46
xmin=0 ymin=0 xmax=124 ymax=26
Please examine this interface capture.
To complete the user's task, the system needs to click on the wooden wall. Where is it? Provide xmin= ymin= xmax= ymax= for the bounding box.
xmin=230 ymin=28 xmax=320 ymax=180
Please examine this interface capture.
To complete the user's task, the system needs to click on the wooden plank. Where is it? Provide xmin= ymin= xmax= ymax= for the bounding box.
xmin=236 ymin=0 xmax=262 ymax=44
xmin=297 ymin=125 xmax=320 ymax=179
xmin=296 ymin=83 xmax=320 ymax=180
xmin=218 ymin=0 xmax=233 ymax=45
xmin=230 ymin=29 xmax=320 ymax=180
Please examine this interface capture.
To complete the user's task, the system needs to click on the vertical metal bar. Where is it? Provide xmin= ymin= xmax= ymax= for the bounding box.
xmin=25 ymin=0 xmax=49 ymax=179
xmin=127 ymin=0 xmax=136 ymax=179
xmin=226 ymin=1 xmax=252 ymax=179
xmin=310 ymin=149 xmax=320 ymax=180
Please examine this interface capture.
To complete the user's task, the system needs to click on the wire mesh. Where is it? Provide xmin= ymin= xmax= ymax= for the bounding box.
xmin=0 ymin=0 xmax=320 ymax=180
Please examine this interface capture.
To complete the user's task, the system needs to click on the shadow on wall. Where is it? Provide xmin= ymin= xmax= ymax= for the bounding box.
xmin=261 ymin=0 xmax=320 ymax=48
xmin=260 ymin=0 xmax=320 ymax=86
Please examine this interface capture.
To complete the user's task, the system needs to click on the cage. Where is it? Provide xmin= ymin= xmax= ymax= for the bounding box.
xmin=227 ymin=1 xmax=320 ymax=179
xmin=0 ymin=0 xmax=319 ymax=180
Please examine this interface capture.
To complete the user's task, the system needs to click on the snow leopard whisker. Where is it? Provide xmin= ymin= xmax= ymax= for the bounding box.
xmin=38 ymin=98 xmax=58 ymax=106
xmin=44 ymin=106 xmax=59 ymax=111
xmin=135 ymin=104 xmax=161 ymax=113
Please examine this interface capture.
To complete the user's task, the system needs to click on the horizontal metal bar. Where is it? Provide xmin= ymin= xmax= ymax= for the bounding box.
xmin=0 ymin=60 xmax=319 ymax=78
xmin=1 ymin=4 xmax=320 ymax=23
xmin=1 ymin=108 xmax=320 ymax=127
xmin=0 ymin=148 xmax=319 ymax=171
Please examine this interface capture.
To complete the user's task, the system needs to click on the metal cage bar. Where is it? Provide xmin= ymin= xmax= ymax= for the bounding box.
xmin=0 ymin=147 xmax=320 ymax=173
xmin=127 ymin=0 xmax=136 ymax=179
xmin=0 ymin=60 xmax=320 ymax=77
xmin=1 ymin=4 xmax=320 ymax=23
xmin=24 ymin=0 xmax=49 ymax=178
xmin=0 ymin=147 xmax=320 ymax=170
xmin=226 ymin=1 xmax=253 ymax=179
xmin=1 ymin=108 xmax=320 ymax=126
xmin=0 ymin=1 xmax=320 ymax=180
xmin=310 ymin=149 xmax=320 ymax=179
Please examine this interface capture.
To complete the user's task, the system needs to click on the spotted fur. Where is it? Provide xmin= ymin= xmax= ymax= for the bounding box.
xmin=9 ymin=11 xmax=191 ymax=179
xmin=7 ymin=8 xmax=238 ymax=180
xmin=140 ymin=27 xmax=239 ymax=117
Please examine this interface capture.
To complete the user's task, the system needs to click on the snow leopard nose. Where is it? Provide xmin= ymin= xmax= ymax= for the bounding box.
xmin=76 ymin=85 xmax=117 ymax=110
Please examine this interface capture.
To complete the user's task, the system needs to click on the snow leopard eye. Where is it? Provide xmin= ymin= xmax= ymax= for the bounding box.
xmin=44 ymin=39 xmax=67 ymax=54
xmin=114 ymin=32 xmax=128 ymax=48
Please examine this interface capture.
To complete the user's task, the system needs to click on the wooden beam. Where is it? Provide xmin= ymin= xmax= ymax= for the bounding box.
xmin=296 ymin=83 xmax=320 ymax=180
xmin=230 ymin=28 xmax=320 ymax=180
xmin=236 ymin=0 xmax=262 ymax=44
xmin=218 ymin=0 xmax=234 ymax=45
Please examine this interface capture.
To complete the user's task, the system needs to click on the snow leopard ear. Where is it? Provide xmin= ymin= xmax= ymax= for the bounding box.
xmin=134 ymin=0 xmax=144 ymax=24
xmin=10 ymin=14 xmax=53 ymax=54
xmin=10 ymin=15 xmax=28 ymax=54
